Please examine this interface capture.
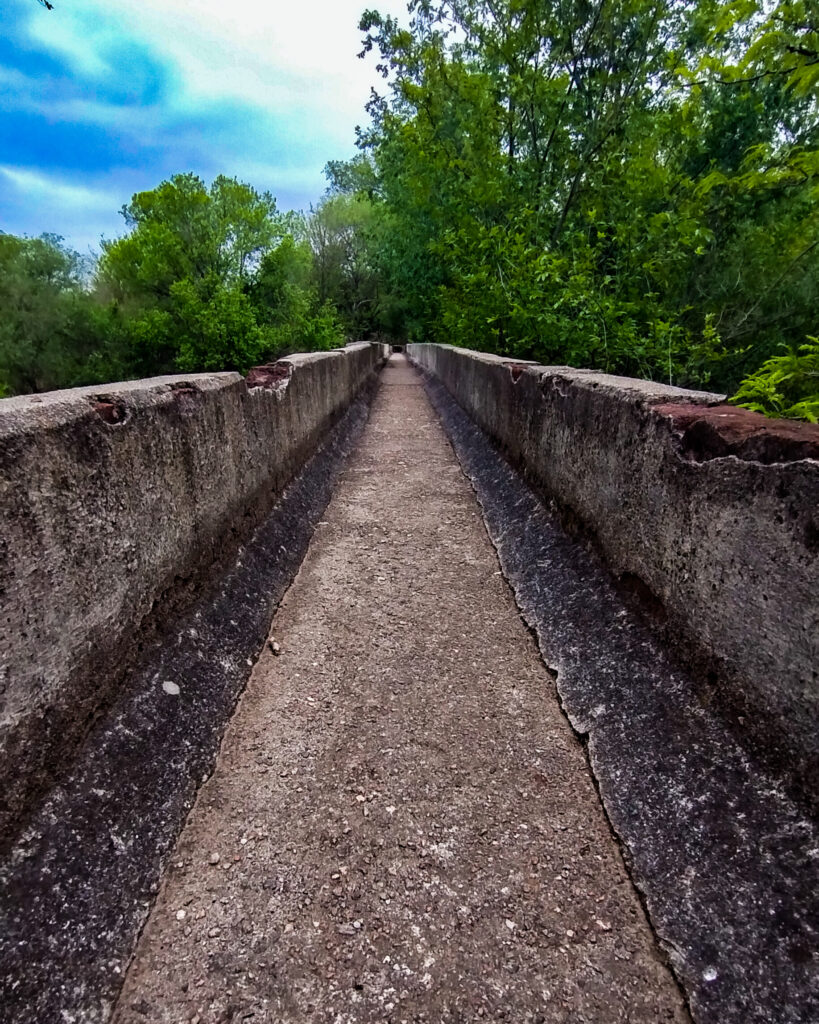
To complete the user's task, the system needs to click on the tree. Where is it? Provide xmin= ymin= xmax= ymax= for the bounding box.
xmin=248 ymin=233 xmax=346 ymax=353
xmin=349 ymin=0 xmax=818 ymax=413
xmin=0 ymin=173 xmax=353 ymax=396
xmin=0 ymin=234 xmax=116 ymax=394
xmin=98 ymin=173 xmax=283 ymax=374
xmin=306 ymin=194 xmax=382 ymax=336
xmin=100 ymin=173 xmax=279 ymax=299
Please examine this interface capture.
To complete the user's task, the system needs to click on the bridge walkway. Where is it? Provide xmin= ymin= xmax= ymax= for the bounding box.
xmin=113 ymin=355 xmax=688 ymax=1023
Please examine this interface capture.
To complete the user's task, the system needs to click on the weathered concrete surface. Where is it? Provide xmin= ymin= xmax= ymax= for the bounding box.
xmin=407 ymin=343 xmax=819 ymax=812
xmin=0 ymin=382 xmax=378 ymax=1024
xmin=0 ymin=342 xmax=386 ymax=848
xmin=418 ymin=364 xmax=819 ymax=1024
xmin=112 ymin=356 xmax=688 ymax=1024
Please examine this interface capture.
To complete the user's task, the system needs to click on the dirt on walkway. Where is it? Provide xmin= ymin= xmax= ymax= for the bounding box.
xmin=113 ymin=356 xmax=688 ymax=1024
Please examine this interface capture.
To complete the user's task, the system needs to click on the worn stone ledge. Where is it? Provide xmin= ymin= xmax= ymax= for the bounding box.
xmin=417 ymin=365 xmax=817 ymax=1024
xmin=0 ymin=385 xmax=380 ymax=1024
xmin=0 ymin=342 xmax=388 ymax=849
xmin=406 ymin=342 xmax=819 ymax=813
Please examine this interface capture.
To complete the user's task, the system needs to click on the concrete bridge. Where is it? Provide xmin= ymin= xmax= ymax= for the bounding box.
xmin=0 ymin=345 xmax=817 ymax=1024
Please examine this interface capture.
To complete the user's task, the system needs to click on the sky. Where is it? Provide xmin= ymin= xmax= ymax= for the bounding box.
xmin=0 ymin=0 xmax=408 ymax=254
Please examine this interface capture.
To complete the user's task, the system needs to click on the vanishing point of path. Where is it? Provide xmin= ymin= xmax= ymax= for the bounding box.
xmin=114 ymin=356 xmax=688 ymax=1023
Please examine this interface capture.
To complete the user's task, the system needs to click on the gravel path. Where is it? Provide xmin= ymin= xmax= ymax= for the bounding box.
xmin=113 ymin=356 xmax=688 ymax=1024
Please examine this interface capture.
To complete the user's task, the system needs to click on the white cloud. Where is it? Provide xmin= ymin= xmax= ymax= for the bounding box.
xmin=0 ymin=165 xmax=119 ymax=211
xmin=25 ymin=10 xmax=114 ymax=79
xmin=3 ymin=0 xmax=412 ymax=245
xmin=0 ymin=165 xmax=125 ymax=251
xmin=0 ymin=64 xmax=31 ymax=90
xmin=25 ymin=0 xmax=408 ymax=128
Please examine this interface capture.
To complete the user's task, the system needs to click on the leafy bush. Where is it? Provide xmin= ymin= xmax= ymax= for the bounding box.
xmin=732 ymin=339 xmax=819 ymax=422
xmin=0 ymin=174 xmax=361 ymax=396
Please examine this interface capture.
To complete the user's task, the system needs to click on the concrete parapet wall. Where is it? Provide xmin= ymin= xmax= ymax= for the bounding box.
xmin=407 ymin=342 xmax=819 ymax=807
xmin=0 ymin=342 xmax=386 ymax=844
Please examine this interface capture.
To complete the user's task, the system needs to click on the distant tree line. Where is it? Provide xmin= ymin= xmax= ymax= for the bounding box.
xmin=0 ymin=174 xmax=382 ymax=396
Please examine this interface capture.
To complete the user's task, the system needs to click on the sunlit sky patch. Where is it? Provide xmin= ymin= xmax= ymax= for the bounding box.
xmin=0 ymin=0 xmax=408 ymax=253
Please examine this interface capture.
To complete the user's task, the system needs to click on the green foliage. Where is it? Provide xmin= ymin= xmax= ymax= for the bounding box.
xmin=307 ymin=193 xmax=383 ymax=338
xmin=0 ymin=173 xmax=351 ymax=395
xmin=295 ymin=300 xmax=348 ymax=352
xmin=250 ymin=234 xmax=346 ymax=354
xmin=348 ymin=0 xmax=819 ymax=417
xmin=172 ymin=279 xmax=266 ymax=373
xmin=97 ymin=173 xmax=281 ymax=374
xmin=103 ymin=174 xmax=279 ymax=292
xmin=732 ymin=338 xmax=819 ymax=422
xmin=0 ymin=233 xmax=115 ymax=394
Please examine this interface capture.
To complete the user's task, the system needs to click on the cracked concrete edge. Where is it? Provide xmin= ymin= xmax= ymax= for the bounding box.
xmin=422 ymin=376 xmax=696 ymax=1023
xmin=415 ymin=362 xmax=819 ymax=1024
xmin=0 ymin=380 xmax=379 ymax=1024
xmin=0 ymin=342 xmax=386 ymax=852
xmin=406 ymin=342 xmax=819 ymax=818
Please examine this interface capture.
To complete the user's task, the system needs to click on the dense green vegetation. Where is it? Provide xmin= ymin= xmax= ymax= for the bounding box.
xmin=0 ymin=176 xmax=367 ymax=396
xmin=2 ymin=0 xmax=817 ymax=418
xmin=342 ymin=0 xmax=818 ymax=418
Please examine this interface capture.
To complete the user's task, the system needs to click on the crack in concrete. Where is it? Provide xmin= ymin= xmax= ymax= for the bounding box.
xmin=416 ymin=361 xmax=819 ymax=1024
xmin=111 ymin=356 xmax=688 ymax=1024
xmin=424 ymin=373 xmax=698 ymax=1021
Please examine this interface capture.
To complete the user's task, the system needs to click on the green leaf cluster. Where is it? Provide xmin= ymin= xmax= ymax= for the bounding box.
xmin=732 ymin=338 xmax=819 ymax=421
xmin=0 ymin=233 xmax=125 ymax=395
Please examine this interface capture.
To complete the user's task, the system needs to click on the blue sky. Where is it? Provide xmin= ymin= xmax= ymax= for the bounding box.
xmin=0 ymin=0 xmax=407 ymax=254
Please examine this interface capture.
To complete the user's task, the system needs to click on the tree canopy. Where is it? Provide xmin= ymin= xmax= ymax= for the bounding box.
xmin=2 ymin=0 xmax=817 ymax=418
xmin=343 ymin=0 xmax=819 ymax=416
xmin=0 ymin=175 xmax=352 ymax=395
